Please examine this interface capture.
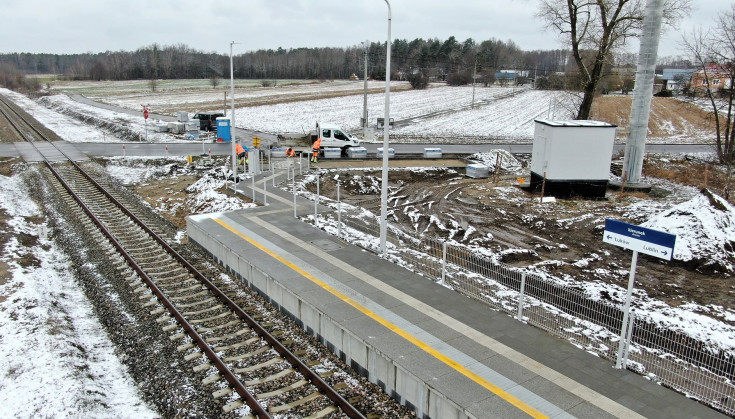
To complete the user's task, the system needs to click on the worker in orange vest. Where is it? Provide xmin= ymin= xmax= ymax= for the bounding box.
xmin=311 ymin=137 xmax=322 ymax=163
xmin=235 ymin=143 xmax=248 ymax=166
xmin=286 ymin=147 xmax=295 ymax=158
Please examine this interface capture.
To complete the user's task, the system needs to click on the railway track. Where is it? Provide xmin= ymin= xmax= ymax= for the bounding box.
xmin=0 ymin=94 xmax=391 ymax=418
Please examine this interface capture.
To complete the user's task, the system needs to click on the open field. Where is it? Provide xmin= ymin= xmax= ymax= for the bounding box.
xmin=43 ymin=79 xmax=718 ymax=144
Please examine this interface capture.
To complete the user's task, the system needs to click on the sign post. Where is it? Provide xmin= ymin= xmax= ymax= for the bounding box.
xmin=142 ymin=105 xmax=150 ymax=142
xmin=603 ymin=219 xmax=676 ymax=369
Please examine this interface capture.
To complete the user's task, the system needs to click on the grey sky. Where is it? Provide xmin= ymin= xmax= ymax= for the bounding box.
xmin=1 ymin=0 xmax=731 ymax=59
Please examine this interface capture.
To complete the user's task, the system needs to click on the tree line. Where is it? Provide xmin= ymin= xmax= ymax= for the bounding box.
xmin=0 ymin=37 xmax=572 ymax=85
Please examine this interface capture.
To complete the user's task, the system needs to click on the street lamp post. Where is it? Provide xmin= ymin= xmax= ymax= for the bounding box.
xmin=230 ymin=41 xmax=239 ymax=192
xmin=362 ymin=40 xmax=369 ymax=137
xmin=379 ymin=0 xmax=391 ymax=256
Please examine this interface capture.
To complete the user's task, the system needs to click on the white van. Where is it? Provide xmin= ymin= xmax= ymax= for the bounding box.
xmin=314 ymin=122 xmax=361 ymax=154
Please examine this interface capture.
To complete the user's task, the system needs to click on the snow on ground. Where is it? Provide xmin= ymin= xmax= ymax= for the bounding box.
xmin=21 ymin=80 xmax=716 ymax=144
xmin=103 ymin=156 xmax=259 ymax=216
xmin=643 ymin=189 xmax=735 ymax=272
xmin=0 ymin=172 xmax=157 ymax=418
xmin=232 ymin=85 xmax=573 ymax=141
xmin=84 ymin=80 xmax=393 ymax=110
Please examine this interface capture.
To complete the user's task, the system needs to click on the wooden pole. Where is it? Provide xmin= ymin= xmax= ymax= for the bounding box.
xmin=618 ymin=171 xmax=628 ymax=202
xmin=539 ymin=171 xmax=547 ymax=204
xmin=494 ymin=151 xmax=502 ymax=184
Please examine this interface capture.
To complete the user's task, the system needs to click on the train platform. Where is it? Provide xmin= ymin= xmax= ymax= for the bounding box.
xmin=186 ymin=163 xmax=726 ymax=419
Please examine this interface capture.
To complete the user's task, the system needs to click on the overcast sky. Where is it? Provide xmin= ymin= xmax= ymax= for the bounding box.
xmin=1 ymin=0 xmax=731 ymax=58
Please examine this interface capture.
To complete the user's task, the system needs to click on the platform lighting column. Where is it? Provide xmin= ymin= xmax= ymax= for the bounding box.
xmin=379 ymin=0 xmax=392 ymax=257
xmin=362 ymin=40 xmax=369 ymax=137
xmin=230 ymin=41 xmax=239 ymax=192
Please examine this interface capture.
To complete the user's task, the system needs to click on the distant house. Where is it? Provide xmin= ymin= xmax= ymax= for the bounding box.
xmin=690 ymin=63 xmax=733 ymax=93
xmin=661 ymin=68 xmax=695 ymax=92
xmin=496 ymin=70 xmax=527 ymax=86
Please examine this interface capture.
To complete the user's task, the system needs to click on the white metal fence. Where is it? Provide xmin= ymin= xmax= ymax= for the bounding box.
xmin=310 ymin=200 xmax=735 ymax=416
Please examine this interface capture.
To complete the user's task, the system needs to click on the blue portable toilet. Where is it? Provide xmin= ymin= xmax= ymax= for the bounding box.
xmin=216 ymin=117 xmax=231 ymax=143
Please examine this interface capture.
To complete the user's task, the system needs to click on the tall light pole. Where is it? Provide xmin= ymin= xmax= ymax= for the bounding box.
xmin=379 ymin=0 xmax=391 ymax=256
xmin=362 ymin=40 xmax=369 ymax=137
xmin=230 ymin=41 xmax=239 ymax=192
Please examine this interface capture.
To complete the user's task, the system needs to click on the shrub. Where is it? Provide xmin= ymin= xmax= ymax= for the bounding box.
xmin=407 ymin=73 xmax=428 ymax=89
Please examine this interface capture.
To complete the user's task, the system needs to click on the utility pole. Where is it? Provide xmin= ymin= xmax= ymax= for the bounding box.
xmin=471 ymin=57 xmax=477 ymax=108
xmin=622 ymin=0 xmax=663 ymax=187
xmin=379 ymin=0 xmax=392 ymax=257
xmin=362 ymin=40 xmax=369 ymax=137
xmin=230 ymin=41 xmax=240 ymax=192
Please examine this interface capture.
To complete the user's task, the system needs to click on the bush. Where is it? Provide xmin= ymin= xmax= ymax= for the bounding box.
xmin=446 ymin=71 xmax=472 ymax=86
xmin=654 ymin=89 xmax=673 ymax=97
xmin=407 ymin=73 xmax=428 ymax=89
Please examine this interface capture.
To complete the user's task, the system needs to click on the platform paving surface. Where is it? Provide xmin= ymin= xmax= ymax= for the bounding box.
xmin=186 ymin=165 xmax=727 ymax=419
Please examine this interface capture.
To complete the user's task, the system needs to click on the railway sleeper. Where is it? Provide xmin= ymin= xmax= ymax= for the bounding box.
xmin=223 ymin=343 xmax=271 ymax=363
xmin=204 ymin=327 xmax=251 ymax=344
xmin=175 ymin=296 xmax=216 ymax=309
xmin=150 ymin=307 xmax=168 ymax=316
xmin=221 ymin=400 xmax=243 ymax=414
xmin=177 ymin=342 xmax=195 ymax=352
xmin=142 ymin=299 xmax=159 ymax=308
xmin=267 ymin=390 xmax=325 ymax=413
xmin=192 ymin=362 xmax=213 ymax=373
xmin=260 ymin=379 xmax=310 ymax=401
xmin=202 ymin=373 xmax=222 ymax=385
xmin=162 ymin=323 xmax=179 ymax=332
xmin=184 ymin=350 xmax=204 ymax=362
xmin=244 ymin=368 xmax=295 ymax=386
xmin=189 ymin=311 xmax=233 ymax=325
xmin=183 ymin=304 xmax=226 ymax=317
xmin=214 ymin=336 xmax=261 ymax=352
xmin=170 ymin=289 xmax=208 ymax=301
xmin=212 ymin=387 xmax=233 ymax=399
xmin=198 ymin=319 xmax=242 ymax=333
xmin=234 ymin=356 xmax=283 ymax=374
xmin=166 ymin=283 xmax=205 ymax=295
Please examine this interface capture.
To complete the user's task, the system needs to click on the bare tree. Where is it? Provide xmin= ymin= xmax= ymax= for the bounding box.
xmin=538 ymin=0 xmax=690 ymax=120
xmin=682 ymin=4 xmax=735 ymax=165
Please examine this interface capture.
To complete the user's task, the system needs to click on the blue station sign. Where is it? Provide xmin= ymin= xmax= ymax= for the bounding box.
xmin=603 ymin=219 xmax=677 ymax=261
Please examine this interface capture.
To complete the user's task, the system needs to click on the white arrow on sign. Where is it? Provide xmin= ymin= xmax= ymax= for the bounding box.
xmin=603 ymin=231 xmax=673 ymax=260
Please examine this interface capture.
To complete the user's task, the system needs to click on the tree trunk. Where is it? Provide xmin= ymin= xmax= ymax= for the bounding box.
xmin=576 ymin=83 xmax=596 ymax=120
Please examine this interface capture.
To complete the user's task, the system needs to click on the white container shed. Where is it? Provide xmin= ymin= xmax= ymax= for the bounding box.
xmin=530 ymin=119 xmax=617 ymax=198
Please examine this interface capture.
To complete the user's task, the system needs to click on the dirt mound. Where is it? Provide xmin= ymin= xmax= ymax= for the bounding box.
xmin=643 ymin=188 xmax=735 ymax=274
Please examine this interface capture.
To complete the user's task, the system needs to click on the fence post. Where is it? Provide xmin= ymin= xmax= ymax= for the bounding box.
xmin=622 ymin=311 xmax=635 ymax=369
xmin=517 ymin=273 xmax=527 ymax=321
xmin=293 ymin=166 xmax=297 ymax=218
xmin=315 ymin=172 xmax=319 ymax=226
xmin=441 ymin=241 xmax=447 ymax=285
xmin=337 ymin=181 xmax=342 ymax=239
xmin=252 ymin=172 xmax=256 ymax=202
xmin=263 ymin=174 xmax=267 ymax=205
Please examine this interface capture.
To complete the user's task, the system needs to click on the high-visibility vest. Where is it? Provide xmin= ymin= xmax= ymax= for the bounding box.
xmin=312 ymin=137 xmax=322 ymax=150
xmin=236 ymin=144 xmax=245 ymax=155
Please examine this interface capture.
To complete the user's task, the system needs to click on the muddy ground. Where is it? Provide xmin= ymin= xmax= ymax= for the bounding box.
xmin=111 ymin=155 xmax=735 ymax=324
